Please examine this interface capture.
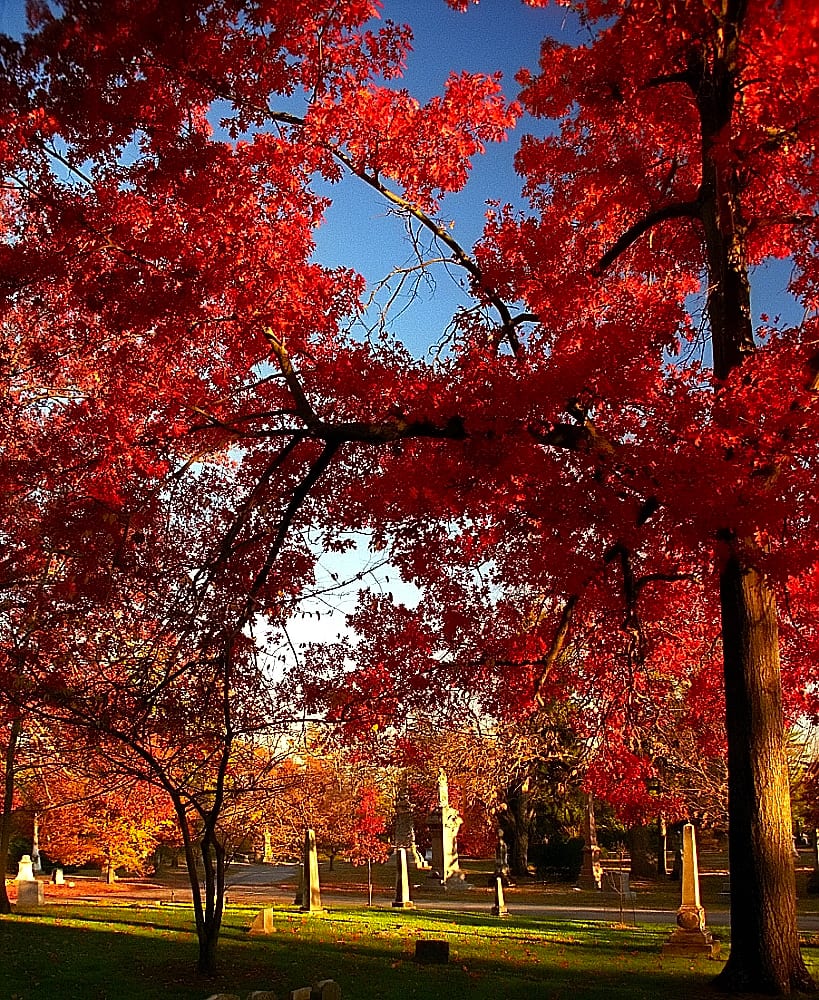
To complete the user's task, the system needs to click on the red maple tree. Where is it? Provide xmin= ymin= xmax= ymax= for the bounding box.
xmin=2 ymin=1 xmax=818 ymax=992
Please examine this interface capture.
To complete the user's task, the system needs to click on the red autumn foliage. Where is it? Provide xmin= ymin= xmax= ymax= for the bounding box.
xmin=2 ymin=0 xmax=818 ymax=990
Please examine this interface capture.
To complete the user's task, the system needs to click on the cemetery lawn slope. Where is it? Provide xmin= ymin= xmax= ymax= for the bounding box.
xmin=1 ymin=903 xmax=818 ymax=1000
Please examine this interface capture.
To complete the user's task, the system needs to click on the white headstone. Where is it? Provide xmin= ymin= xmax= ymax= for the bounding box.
xmin=15 ymin=855 xmax=36 ymax=882
xmin=249 ymin=907 xmax=276 ymax=935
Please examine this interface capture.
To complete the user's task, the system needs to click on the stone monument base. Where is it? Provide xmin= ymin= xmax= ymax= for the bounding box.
xmin=16 ymin=880 xmax=44 ymax=908
xmin=427 ymin=869 xmax=467 ymax=888
xmin=576 ymin=869 xmax=602 ymax=891
xmin=663 ymin=927 xmax=720 ymax=959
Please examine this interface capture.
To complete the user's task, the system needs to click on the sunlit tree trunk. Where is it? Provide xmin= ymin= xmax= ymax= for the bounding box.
xmin=715 ymin=560 xmax=813 ymax=993
xmin=694 ymin=8 xmax=814 ymax=989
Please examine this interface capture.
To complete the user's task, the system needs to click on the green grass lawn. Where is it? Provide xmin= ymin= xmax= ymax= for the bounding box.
xmin=2 ymin=901 xmax=818 ymax=1000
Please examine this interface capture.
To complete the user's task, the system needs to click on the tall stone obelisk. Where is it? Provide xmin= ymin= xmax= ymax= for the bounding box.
xmin=392 ymin=848 xmax=415 ymax=909
xmin=300 ymin=828 xmax=324 ymax=913
xmin=663 ymin=823 xmax=719 ymax=957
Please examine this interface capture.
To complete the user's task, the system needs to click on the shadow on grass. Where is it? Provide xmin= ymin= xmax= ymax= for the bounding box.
xmin=282 ymin=910 xmax=721 ymax=991
xmin=1 ymin=904 xmax=815 ymax=1000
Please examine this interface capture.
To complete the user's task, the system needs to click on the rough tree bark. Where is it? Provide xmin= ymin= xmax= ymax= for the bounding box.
xmin=715 ymin=560 xmax=813 ymax=993
xmin=693 ymin=4 xmax=814 ymax=989
xmin=628 ymin=824 xmax=656 ymax=880
xmin=0 ymin=718 xmax=22 ymax=914
xmin=498 ymin=775 xmax=533 ymax=877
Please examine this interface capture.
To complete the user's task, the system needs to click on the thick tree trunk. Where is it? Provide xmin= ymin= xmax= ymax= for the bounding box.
xmin=0 ymin=718 xmax=22 ymax=915
xmin=498 ymin=776 xmax=532 ymax=877
xmin=628 ymin=824 xmax=655 ymax=880
xmin=714 ymin=557 xmax=814 ymax=994
xmin=689 ymin=9 xmax=815 ymax=987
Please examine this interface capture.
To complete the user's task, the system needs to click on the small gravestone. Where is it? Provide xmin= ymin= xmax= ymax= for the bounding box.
xmin=392 ymin=848 xmax=414 ymax=909
xmin=300 ymin=829 xmax=323 ymax=913
xmin=203 ymin=995 xmax=240 ymax=1000
xmin=313 ymin=982 xmax=342 ymax=1000
xmin=415 ymin=939 xmax=450 ymax=964
xmin=16 ymin=855 xmax=35 ymax=882
xmin=290 ymin=989 xmax=313 ymax=1000
xmin=249 ymin=907 xmax=276 ymax=935
xmin=51 ymin=868 xmax=64 ymax=885
xmin=16 ymin=880 xmax=44 ymax=908
xmin=248 ymin=992 xmax=279 ymax=1000
xmin=491 ymin=876 xmax=509 ymax=917
xmin=663 ymin=823 xmax=720 ymax=958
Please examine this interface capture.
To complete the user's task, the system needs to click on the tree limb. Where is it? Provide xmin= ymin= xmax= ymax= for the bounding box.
xmin=534 ymin=594 xmax=579 ymax=708
xmin=593 ymin=199 xmax=702 ymax=276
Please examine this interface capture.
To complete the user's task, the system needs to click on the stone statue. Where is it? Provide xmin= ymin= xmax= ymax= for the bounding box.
xmin=437 ymin=768 xmax=449 ymax=809
xmin=428 ymin=769 xmax=464 ymax=884
xmin=495 ymin=827 xmax=509 ymax=875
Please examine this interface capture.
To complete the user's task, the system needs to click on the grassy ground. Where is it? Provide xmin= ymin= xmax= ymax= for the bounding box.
xmin=1 ymin=900 xmax=819 ymax=1000
xmin=1 ymin=851 xmax=817 ymax=1000
xmin=0 ymin=902 xmax=727 ymax=1000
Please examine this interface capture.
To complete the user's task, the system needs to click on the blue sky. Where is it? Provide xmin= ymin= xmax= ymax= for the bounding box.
xmin=0 ymin=0 xmax=24 ymax=36
xmin=0 ymin=1 xmax=579 ymax=352
xmin=1 ymin=0 xmax=802 ymax=360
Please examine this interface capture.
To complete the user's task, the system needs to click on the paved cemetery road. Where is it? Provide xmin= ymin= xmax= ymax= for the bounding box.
xmin=226 ymin=862 xmax=299 ymax=886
